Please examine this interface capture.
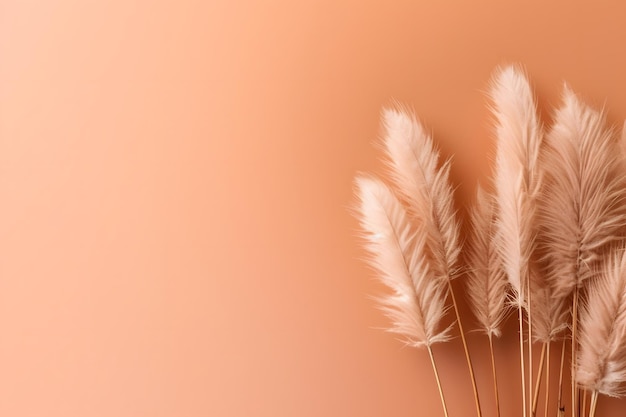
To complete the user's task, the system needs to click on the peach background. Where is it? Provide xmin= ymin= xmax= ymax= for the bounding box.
xmin=2 ymin=0 xmax=626 ymax=416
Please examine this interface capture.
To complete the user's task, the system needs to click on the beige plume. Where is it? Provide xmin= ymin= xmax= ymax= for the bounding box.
xmin=355 ymin=176 xmax=450 ymax=348
xmin=576 ymin=248 xmax=626 ymax=397
xmin=540 ymin=87 xmax=626 ymax=299
xmin=466 ymin=186 xmax=509 ymax=337
xmin=381 ymin=107 xmax=461 ymax=283
xmin=489 ymin=65 xmax=543 ymax=304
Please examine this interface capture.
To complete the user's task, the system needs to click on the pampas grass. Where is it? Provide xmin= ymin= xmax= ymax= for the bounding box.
xmin=381 ymin=108 xmax=461 ymax=283
xmin=466 ymin=186 xmax=508 ymax=417
xmin=355 ymin=176 xmax=452 ymax=416
xmin=490 ymin=66 xmax=543 ymax=307
xmin=577 ymin=248 xmax=626 ymax=398
xmin=353 ymin=65 xmax=626 ymax=417
xmin=540 ymin=87 xmax=626 ymax=299
xmin=356 ymin=177 xmax=450 ymax=417
xmin=466 ymin=187 xmax=508 ymax=339
xmin=381 ymin=108 xmax=482 ymax=417
xmin=490 ymin=65 xmax=543 ymax=417
xmin=577 ymin=248 xmax=626 ymax=417
xmin=539 ymin=87 xmax=626 ymax=417
xmin=355 ymin=176 xmax=450 ymax=348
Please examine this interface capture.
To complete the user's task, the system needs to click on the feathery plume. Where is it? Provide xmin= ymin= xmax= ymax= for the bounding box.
xmin=540 ymin=87 xmax=626 ymax=299
xmin=355 ymin=176 xmax=450 ymax=347
xmin=380 ymin=107 xmax=482 ymax=417
xmin=490 ymin=65 xmax=543 ymax=417
xmin=576 ymin=248 xmax=626 ymax=397
xmin=490 ymin=65 xmax=543 ymax=303
xmin=466 ymin=186 xmax=508 ymax=417
xmin=381 ymin=107 xmax=461 ymax=282
xmin=466 ymin=186 xmax=508 ymax=337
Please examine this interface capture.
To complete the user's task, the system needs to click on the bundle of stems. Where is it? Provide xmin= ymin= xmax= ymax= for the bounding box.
xmin=354 ymin=65 xmax=626 ymax=417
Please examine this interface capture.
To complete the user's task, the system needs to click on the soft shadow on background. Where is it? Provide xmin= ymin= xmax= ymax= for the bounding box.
xmin=2 ymin=1 xmax=626 ymax=416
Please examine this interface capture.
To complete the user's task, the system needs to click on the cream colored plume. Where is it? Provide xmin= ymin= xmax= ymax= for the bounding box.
xmin=355 ymin=176 xmax=450 ymax=348
xmin=540 ymin=87 xmax=626 ymax=299
xmin=381 ymin=107 xmax=461 ymax=283
xmin=576 ymin=248 xmax=626 ymax=397
xmin=466 ymin=186 xmax=508 ymax=337
xmin=528 ymin=263 xmax=569 ymax=343
xmin=489 ymin=65 xmax=543 ymax=304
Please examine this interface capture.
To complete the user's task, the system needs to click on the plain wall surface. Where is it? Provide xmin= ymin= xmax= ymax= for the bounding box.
xmin=1 ymin=0 xmax=626 ymax=416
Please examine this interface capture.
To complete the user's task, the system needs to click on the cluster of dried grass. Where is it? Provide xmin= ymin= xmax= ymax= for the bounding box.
xmin=354 ymin=66 xmax=626 ymax=417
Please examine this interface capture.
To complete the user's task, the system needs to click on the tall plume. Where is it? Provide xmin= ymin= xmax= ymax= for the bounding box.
xmin=576 ymin=248 xmax=626 ymax=397
xmin=489 ymin=65 xmax=543 ymax=304
xmin=466 ymin=186 xmax=508 ymax=337
xmin=381 ymin=107 xmax=461 ymax=282
xmin=381 ymin=106 xmax=483 ymax=417
xmin=355 ymin=176 xmax=450 ymax=348
xmin=539 ymin=87 xmax=626 ymax=299
xmin=490 ymin=65 xmax=543 ymax=417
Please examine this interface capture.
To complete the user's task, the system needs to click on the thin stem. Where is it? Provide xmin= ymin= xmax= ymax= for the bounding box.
xmin=519 ymin=303 xmax=528 ymax=417
xmin=544 ymin=342 xmax=551 ymax=417
xmin=446 ymin=280 xmax=482 ymax=417
xmin=588 ymin=391 xmax=598 ymax=417
xmin=572 ymin=287 xmax=580 ymax=417
xmin=528 ymin=277 xmax=534 ymax=417
xmin=557 ymin=340 xmax=566 ymax=417
xmin=581 ymin=390 xmax=587 ymax=417
xmin=533 ymin=343 xmax=547 ymax=416
xmin=428 ymin=345 xmax=450 ymax=417
xmin=488 ymin=334 xmax=501 ymax=417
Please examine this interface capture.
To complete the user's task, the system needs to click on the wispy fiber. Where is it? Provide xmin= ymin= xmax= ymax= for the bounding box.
xmin=576 ymin=248 xmax=626 ymax=397
xmin=466 ymin=186 xmax=508 ymax=417
xmin=490 ymin=65 xmax=543 ymax=417
xmin=381 ymin=107 xmax=461 ymax=283
xmin=466 ymin=186 xmax=508 ymax=337
xmin=540 ymin=87 xmax=626 ymax=299
xmin=355 ymin=176 xmax=450 ymax=348
xmin=380 ymin=107 xmax=482 ymax=417
xmin=490 ymin=65 xmax=543 ymax=304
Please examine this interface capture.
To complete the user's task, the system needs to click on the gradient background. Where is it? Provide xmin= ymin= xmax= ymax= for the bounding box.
xmin=1 ymin=0 xmax=626 ymax=416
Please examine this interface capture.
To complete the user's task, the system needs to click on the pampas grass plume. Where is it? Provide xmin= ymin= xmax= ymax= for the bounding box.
xmin=381 ymin=107 xmax=461 ymax=283
xmin=489 ymin=65 xmax=543 ymax=303
xmin=466 ymin=186 xmax=508 ymax=337
xmin=355 ymin=176 xmax=450 ymax=348
xmin=540 ymin=87 xmax=626 ymax=299
xmin=577 ymin=248 xmax=626 ymax=397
